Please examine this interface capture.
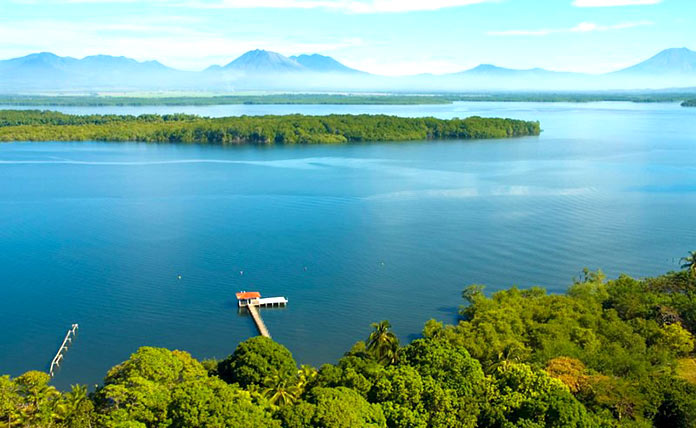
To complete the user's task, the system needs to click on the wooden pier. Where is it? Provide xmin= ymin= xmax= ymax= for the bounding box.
xmin=49 ymin=324 xmax=78 ymax=377
xmin=246 ymin=304 xmax=271 ymax=338
xmin=236 ymin=291 xmax=287 ymax=339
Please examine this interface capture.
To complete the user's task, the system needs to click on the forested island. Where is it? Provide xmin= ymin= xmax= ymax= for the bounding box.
xmin=0 ymin=110 xmax=540 ymax=144
xmin=682 ymin=100 xmax=696 ymax=107
xmin=0 ymin=92 xmax=694 ymax=107
xmin=2 ymin=254 xmax=696 ymax=427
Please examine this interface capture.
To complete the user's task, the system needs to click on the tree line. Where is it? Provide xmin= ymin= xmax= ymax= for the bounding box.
xmin=0 ymin=95 xmax=453 ymax=107
xmin=1 ymin=252 xmax=695 ymax=427
xmin=0 ymin=110 xmax=541 ymax=144
xmin=682 ymin=100 xmax=696 ymax=107
xmin=0 ymin=93 xmax=694 ymax=107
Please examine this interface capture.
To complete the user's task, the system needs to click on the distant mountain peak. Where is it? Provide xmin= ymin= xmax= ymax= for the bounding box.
xmin=223 ymin=49 xmax=304 ymax=72
xmin=79 ymin=54 xmax=170 ymax=70
xmin=28 ymin=52 xmax=61 ymax=59
xmin=289 ymin=53 xmax=364 ymax=73
xmin=616 ymin=47 xmax=696 ymax=75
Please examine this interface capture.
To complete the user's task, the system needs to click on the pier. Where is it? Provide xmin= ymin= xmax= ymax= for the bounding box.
xmin=247 ymin=304 xmax=271 ymax=338
xmin=49 ymin=324 xmax=78 ymax=377
xmin=236 ymin=291 xmax=287 ymax=339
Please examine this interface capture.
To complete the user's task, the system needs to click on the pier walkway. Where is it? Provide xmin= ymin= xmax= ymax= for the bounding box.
xmin=246 ymin=304 xmax=271 ymax=338
xmin=49 ymin=324 xmax=78 ymax=377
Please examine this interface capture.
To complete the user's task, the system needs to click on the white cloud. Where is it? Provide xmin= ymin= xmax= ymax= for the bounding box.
xmin=488 ymin=21 xmax=652 ymax=36
xmin=178 ymin=0 xmax=497 ymax=13
xmin=572 ymin=0 xmax=661 ymax=6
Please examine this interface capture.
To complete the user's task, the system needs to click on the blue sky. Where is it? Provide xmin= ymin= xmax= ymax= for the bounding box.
xmin=0 ymin=0 xmax=693 ymax=75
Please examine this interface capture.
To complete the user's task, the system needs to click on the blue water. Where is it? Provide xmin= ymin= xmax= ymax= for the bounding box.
xmin=1 ymin=101 xmax=695 ymax=389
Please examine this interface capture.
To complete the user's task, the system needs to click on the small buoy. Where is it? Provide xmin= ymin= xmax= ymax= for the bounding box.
xmin=177 ymin=275 xmax=182 ymax=280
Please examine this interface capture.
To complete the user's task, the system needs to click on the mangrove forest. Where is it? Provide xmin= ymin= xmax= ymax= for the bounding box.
xmin=0 ymin=110 xmax=541 ymax=144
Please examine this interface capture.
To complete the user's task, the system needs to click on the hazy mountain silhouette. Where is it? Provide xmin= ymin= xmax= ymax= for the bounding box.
xmin=290 ymin=53 xmax=364 ymax=73
xmin=1 ymin=48 xmax=695 ymax=92
xmin=221 ymin=49 xmax=304 ymax=73
xmin=613 ymin=47 xmax=696 ymax=75
xmin=0 ymin=52 xmax=181 ymax=91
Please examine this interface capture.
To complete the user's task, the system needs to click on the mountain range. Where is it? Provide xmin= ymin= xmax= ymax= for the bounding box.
xmin=1 ymin=47 xmax=695 ymax=92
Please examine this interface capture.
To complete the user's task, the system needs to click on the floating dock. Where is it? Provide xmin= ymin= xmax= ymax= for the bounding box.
xmin=236 ymin=291 xmax=287 ymax=338
xmin=49 ymin=324 xmax=78 ymax=377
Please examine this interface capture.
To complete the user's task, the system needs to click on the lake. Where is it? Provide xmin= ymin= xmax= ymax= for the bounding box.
xmin=1 ymin=101 xmax=694 ymax=389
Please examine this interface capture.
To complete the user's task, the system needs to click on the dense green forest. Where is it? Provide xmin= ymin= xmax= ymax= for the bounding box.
xmin=0 ymin=110 xmax=541 ymax=144
xmin=2 ymin=253 xmax=696 ymax=427
xmin=682 ymin=100 xmax=696 ymax=107
xmin=0 ymin=92 xmax=693 ymax=107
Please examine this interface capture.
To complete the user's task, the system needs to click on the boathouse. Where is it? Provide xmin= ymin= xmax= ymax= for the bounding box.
xmin=236 ymin=291 xmax=288 ymax=308
xmin=236 ymin=291 xmax=261 ymax=307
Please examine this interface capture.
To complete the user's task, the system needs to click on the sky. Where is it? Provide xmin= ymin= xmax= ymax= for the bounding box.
xmin=0 ymin=0 xmax=694 ymax=75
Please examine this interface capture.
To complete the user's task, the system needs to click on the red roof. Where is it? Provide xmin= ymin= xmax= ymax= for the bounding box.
xmin=236 ymin=291 xmax=261 ymax=300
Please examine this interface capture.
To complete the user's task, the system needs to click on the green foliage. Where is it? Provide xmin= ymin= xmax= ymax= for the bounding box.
xmin=0 ymin=110 xmax=541 ymax=144
xmin=681 ymin=251 xmax=696 ymax=277
xmin=653 ymin=378 xmax=696 ymax=427
xmin=276 ymin=400 xmax=317 ymax=428
xmin=367 ymin=320 xmax=400 ymax=365
xmin=307 ymin=387 xmax=386 ymax=428
xmin=59 ymin=385 xmax=95 ymax=428
xmin=446 ymin=267 xmax=696 ymax=426
xmin=403 ymin=338 xmax=484 ymax=396
xmin=481 ymin=362 xmax=593 ymax=428
xmin=218 ymin=336 xmax=297 ymax=388
xmin=263 ymin=373 xmax=301 ymax=407
xmin=94 ymin=347 xmax=207 ymax=427
xmin=0 ymin=370 xmax=81 ymax=427
xmin=682 ymin=100 xmax=696 ymax=107
xmin=2 ymin=262 xmax=695 ymax=427
xmin=168 ymin=377 xmax=278 ymax=427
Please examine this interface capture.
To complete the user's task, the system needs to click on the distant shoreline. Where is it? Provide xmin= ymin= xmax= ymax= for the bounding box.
xmin=0 ymin=92 xmax=695 ymax=107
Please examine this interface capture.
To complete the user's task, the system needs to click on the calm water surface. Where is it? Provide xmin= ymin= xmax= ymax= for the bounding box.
xmin=1 ymin=102 xmax=694 ymax=388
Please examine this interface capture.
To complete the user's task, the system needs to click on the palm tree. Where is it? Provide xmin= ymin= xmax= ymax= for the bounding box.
xmin=56 ymin=384 xmax=88 ymax=423
xmin=296 ymin=365 xmax=317 ymax=393
xmin=14 ymin=371 xmax=60 ymax=426
xmin=488 ymin=342 xmax=528 ymax=373
xmin=245 ymin=383 xmax=263 ymax=401
xmin=366 ymin=320 xmax=399 ymax=365
xmin=681 ymin=251 xmax=696 ymax=277
xmin=262 ymin=374 xmax=300 ymax=407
